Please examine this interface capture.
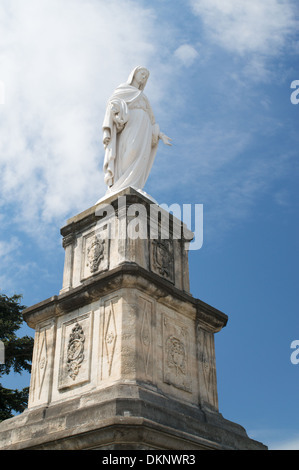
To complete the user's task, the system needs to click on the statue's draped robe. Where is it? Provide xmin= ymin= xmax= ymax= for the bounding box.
xmin=103 ymin=83 xmax=160 ymax=194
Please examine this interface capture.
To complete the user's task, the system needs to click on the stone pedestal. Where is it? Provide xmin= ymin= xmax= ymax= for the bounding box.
xmin=0 ymin=188 xmax=267 ymax=450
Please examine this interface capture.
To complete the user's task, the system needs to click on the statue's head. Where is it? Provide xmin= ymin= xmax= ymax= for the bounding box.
xmin=127 ymin=66 xmax=150 ymax=90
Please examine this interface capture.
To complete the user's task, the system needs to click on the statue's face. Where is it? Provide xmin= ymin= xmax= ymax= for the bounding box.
xmin=133 ymin=68 xmax=149 ymax=88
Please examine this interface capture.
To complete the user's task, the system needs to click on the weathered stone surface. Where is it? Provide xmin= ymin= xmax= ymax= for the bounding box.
xmin=59 ymin=187 xmax=193 ymax=294
xmin=0 ymin=188 xmax=267 ymax=450
xmin=23 ymin=265 xmax=225 ymax=412
xmin=0 ymin=384 xmax=266 ymax=450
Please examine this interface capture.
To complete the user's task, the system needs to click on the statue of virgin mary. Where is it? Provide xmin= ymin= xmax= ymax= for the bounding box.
xmin=102 ymin=66 xmax=171 ymax=195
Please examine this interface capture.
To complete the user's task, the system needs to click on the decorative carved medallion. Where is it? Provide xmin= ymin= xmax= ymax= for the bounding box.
xmin=163 ymin=314 xmax=192 ymax=392
xmin=151 ymin=239 xmax=174 ymax=282
xmin=86 ymin=236 xmax=105 ymax=274
xmin=67 ymin=323 xmax=85 ymax=380
xmin=166 ymin=335 xmax=187 ymax=376
xmin=58 ymin=313 xmax=92 ymax=392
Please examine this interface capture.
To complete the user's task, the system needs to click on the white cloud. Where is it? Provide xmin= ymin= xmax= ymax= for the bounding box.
xmin=0 ymin=0 xmax=297 ymax=249
xmin=190 ymin=0 xmax=297 ymax=56
xmin=0 ymin=0 xmax=163 ymax=235
xmin=189 ymin=0 xmax=298 ymax=82
xmin=0 ymin=236 xmax=21 ymax=260
xmin=174 ymin=44 xmax=199 ymax=67
xmin=0 ymin=236 xmax=23 ymax=294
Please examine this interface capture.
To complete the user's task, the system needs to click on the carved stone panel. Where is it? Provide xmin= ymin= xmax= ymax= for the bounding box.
xmin=81 ymin=229 xmax=109 ymax=280
xmin=66 ymin=323 xmax=85 ymax=380
xmin=139 ymin=296 xmax=154 ymax=380
xmin=58 ymin=312 xmax=93 ymax=390
xmin=37 ymin=329 xmax=48 ymax=397
xmin=150 ymin=238 xmax=174 ymax=283
xmin=101 ymin=298 xmax=118 ymax=380
xmin=162 ymin=314 xmax=192 ymax=393
xmin=197 ymin=327 xmax=219 ymax=411
xmin=28 ymin=319 xmax=56 ymax=408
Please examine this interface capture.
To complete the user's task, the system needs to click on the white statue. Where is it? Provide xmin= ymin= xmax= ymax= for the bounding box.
xmin=102 ymin=66 xmax=171 ymax=195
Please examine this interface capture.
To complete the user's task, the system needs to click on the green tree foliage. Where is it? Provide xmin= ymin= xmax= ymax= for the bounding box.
xmin=0 ymin=293 xmax=34 ymax=421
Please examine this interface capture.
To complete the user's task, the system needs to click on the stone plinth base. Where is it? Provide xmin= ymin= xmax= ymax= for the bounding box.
xmin=0 ymin=188 xmax=267 ymax=450
xmin=0 ymin=383 xmax=266 ymax=450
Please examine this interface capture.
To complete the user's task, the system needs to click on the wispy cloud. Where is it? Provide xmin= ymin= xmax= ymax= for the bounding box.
xmin=189 ymin=0 xmax=298 ymax=79
xmin=0 ymin=236 xmax=21 ymax=257
xmin=174 ymin=44 xmax=199 ymax=67
xmin=0 ymin=0 xmax=164 ymax=236
xmin=190 ymin=0 xmax=297 ymax=55
xmin=0 ymin=0 xmax=297 ymax=249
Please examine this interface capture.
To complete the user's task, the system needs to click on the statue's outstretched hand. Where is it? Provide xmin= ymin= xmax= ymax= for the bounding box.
xmin=159 ymin=132 xmax=172 ymax=146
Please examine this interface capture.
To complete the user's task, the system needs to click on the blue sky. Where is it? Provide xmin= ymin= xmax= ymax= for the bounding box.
xmin=0 ymin=0 xmax=298 ymax=450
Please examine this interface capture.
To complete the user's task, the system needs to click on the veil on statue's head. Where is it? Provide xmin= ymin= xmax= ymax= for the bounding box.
xmin=127 ymin=66 xmax=150 ymax=90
